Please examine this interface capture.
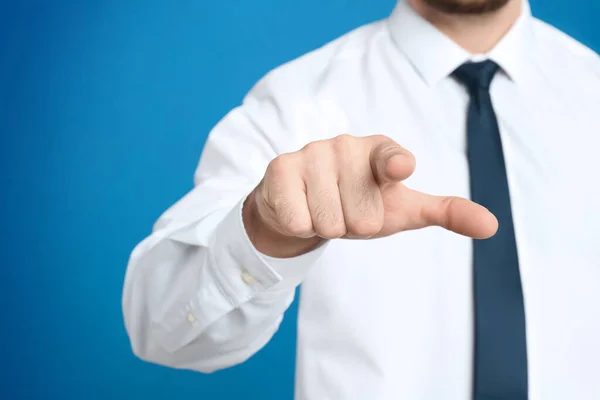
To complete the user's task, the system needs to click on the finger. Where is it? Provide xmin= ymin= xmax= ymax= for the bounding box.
xmin=405 ymin=189 xmax=498 ymax=239
xmin=340 ymin=176 xmax=384 ymax=238
xmin=260 ymin=154 xmax=315 ymax=238
xmin=304 ymin=152 xmax=346 ymax=239
xmin=337 ymin=142 xmax=384 ymax=238
xmin=368 ymin=137 xmax=416 ymax=184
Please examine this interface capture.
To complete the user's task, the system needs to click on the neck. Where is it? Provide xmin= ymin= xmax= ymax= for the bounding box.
xmin=407 ymin=0 xmax=523 ymax=53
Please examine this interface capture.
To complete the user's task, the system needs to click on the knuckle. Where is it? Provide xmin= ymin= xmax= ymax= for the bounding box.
xmin=312 ymin=197 xmax=332 ymax=222
xmin=270 ymin=197 xmax=293 ymax=221
xmin=312 ymin=200 xmax=346 ymax=239
xmin=421 ymin=196 xmax=455 ymax=228
xmin=332 ymin=133 xmax=355 ymax=148
xmin=301 ymin=141 xmax=324 ymax=155
xmin=369 ymin=134 xmax=389 ymax=142
xmin=437 ymin=196 xmax=458 ymax=227
xmin=269 ymin=198 xmax=312 ymax=236
xmin=284 ymin=218 xmax=313 ymax=237
xmin=315 ymin=224 xmax=347 ymax=239
xmin=270 ymin=202 xmax=310 ymax=236
xmin=335 ymin=133 xmax=354 ymax=141
xmin=346 ymin=218 xmax=382 ymax=238
xmin=267 ymin=155 xmax=293 ymax=177
xmin=378 ymin=143 xmax=403 ymax=159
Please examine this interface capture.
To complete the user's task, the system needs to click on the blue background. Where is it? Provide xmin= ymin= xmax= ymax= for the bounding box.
xmin=1 ymin=0 xmax=598 ymax=399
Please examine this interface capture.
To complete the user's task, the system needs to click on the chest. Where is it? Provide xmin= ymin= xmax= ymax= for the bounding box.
xmin=299 ymin=79 xmax=600 ymax=394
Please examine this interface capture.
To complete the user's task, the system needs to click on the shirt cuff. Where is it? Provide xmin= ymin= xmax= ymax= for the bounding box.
xmin=208 ymin=195 xmax=328 ymax=306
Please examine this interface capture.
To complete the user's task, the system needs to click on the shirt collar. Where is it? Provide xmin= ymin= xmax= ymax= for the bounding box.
xmin=387 ymin=0 xmax=534 ymax=86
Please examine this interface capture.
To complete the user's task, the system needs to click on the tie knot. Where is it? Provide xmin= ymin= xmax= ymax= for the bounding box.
xmin=452 ymin=60 xmax=500 ymax=92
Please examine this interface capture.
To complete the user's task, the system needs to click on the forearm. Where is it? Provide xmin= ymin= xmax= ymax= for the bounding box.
xmin=122 ymin=196 xmax=325 ymax=372
xmin=122 ymin=64 xmax=330 ymax=371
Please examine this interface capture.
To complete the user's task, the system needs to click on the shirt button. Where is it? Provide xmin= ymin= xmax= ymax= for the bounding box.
xmin=241 ymin=270 xmax=257 ymax=285
xmin=186 ymin=312 xmax=196 ymax=324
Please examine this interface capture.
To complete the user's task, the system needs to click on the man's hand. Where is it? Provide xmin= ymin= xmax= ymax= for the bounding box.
xmin=243 ymin=134 xmax=498 ymax=258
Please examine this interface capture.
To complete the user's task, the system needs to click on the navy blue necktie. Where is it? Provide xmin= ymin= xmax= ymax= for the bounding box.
xmin=453 ymin=61 xmax=528 ymax=400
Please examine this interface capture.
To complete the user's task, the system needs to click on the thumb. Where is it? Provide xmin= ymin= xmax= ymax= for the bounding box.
xmin=407 ymin=189 xmax=499 ymax=239
xmin=369 ymin=139 xmax=416 ymax=184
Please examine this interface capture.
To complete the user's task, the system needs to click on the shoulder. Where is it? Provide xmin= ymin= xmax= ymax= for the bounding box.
xmin=240 ymin=21 xmax=388 ymax=150
xmin=246 ymin=20 xmax=387 ymax=102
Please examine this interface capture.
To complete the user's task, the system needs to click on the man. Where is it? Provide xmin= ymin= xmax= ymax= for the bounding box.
xmin=122 ymin=0 xmax=600 ymax=398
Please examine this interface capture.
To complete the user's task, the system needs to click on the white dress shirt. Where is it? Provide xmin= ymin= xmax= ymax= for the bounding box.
xmin=122 ymin=1 xmax=600 ymax=398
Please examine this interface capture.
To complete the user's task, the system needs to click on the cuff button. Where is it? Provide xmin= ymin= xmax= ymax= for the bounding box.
xmin=186 ymin=312 xmax=197 ymax=324
xmin=241 ymin=270 xmax=257 ymax=285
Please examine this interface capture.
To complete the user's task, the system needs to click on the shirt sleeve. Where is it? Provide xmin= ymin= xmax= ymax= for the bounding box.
xmin=122 ymin=72 xmax=328 ymax=372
